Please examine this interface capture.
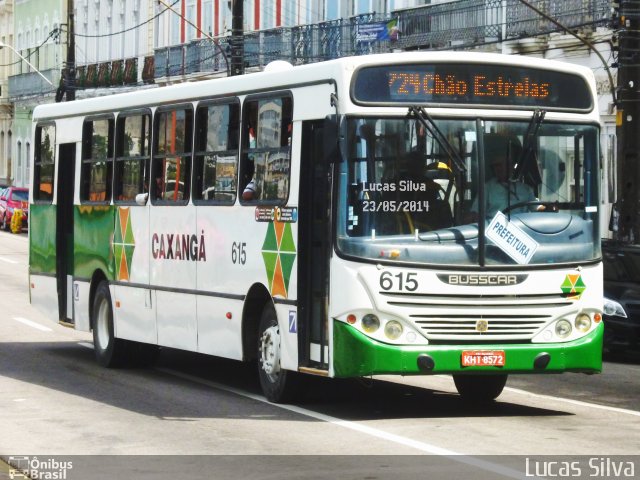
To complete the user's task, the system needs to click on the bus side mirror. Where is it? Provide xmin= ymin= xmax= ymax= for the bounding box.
xmin=323 ymin=114 xmax=340 ymax=164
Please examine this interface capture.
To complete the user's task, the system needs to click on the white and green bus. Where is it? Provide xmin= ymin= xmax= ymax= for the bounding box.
xmin=29 ymin=52 xmax=603 ymax=402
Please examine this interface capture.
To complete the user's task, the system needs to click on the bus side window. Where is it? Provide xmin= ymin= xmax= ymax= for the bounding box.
xmin=192 ymin=100 xmax=239 ymax=204
xmin=240 ymin=95 xmax=292 ymax=204
xmin=152 ymin=106 xmax=193 ymax=204
xmin=114 ymin=112 xmax=151 ymax=204
xmin=81 ymin=117 xmax=114 ymax=204
xmin=34 ymin=124 xmax=56 ymax=202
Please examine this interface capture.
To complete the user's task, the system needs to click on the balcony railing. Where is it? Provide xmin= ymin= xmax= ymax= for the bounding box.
xmin=8 ymin=69 xmax=58 ymax=99
xmin=8 ymin=0 xmax=609 ymax=97
xmin=153 ymin=0 xmax=610 ymax=80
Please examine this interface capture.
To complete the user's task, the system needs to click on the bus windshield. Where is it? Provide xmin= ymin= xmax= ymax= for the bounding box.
xmin=336 ymin=116 xmax=600 ymax=267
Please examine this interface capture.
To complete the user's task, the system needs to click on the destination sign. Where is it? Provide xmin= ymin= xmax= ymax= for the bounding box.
xmin=352 ymin=63 xmax=592 ymax=110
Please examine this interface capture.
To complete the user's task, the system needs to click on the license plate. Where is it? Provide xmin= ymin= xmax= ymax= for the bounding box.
xmin=461 ymin=350 xmax=505 ymax=367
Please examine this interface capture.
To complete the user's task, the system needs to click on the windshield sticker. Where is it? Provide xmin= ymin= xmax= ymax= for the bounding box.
xmin=486 ymin=212 xmax=539 ymax=265
xmin=255 ymin=206 xmax=298 ymax=223
xmin=561 ymin=274 xmax=586 ymax=300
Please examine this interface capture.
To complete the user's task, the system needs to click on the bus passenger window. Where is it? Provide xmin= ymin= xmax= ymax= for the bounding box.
xmin=34 ymin=124 xmax=56 ymax=202
xmin=240 ymin=95 xmax=292 ymax=204
xmin=114 ymin=112 xmax=151 ymax=204
xmin=81 ymin=117 xmax=114 ymax=204
xmin=152 ymin=106 xmax=193 ymax=204
xmin=193 ymin=100 xmax=239 ymax=204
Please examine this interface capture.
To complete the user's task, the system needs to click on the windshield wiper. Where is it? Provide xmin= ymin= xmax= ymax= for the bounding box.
xmin=408 ymin=106 xmax=466 ymax=175
xmin=512 ymin=109 xmax=545 ymax=186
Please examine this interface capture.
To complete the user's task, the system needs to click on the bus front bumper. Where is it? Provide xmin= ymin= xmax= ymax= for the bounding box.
xmin=332 ymin=320 xmax=603 ymax=378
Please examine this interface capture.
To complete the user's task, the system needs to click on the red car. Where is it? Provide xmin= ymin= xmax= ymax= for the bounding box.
xmin=0 ymin=187 xmax=29 ymax=231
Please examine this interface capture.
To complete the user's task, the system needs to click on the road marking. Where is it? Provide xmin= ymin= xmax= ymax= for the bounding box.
xmin=384 ymin=374 xmax=640 ymax=417
xmin=504 ymin=386 xmax=640 ymax=417
xmin=0 ymin=256 xmax=18 ymax=264
xmin=13 ymin=317 xmax=52 ymax=332
xmin=78 ymin=342 xmax=94 ymax=349
xmin=157 ymin=367 xmax=531 ymax=480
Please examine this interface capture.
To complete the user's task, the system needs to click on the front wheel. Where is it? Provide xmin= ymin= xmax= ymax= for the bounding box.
xmin=258 ymin=303 xmax=298 ymax=403
xmin=92 ymin=281 xmax=129 ymax=367
xmin=452 ymin=374 xmax=508 ymax=403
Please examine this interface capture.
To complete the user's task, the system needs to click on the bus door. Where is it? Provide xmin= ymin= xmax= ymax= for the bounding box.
xmin=56 ymin=143 xmax=76 ymax=322
xmin=298 ymin=120 xmax=332 ymax=370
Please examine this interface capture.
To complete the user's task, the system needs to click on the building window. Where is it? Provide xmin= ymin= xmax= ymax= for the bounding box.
xmin=26 ymin=142 xmax=31 ymax=186
xmin=81 ymin=117 xmax=114 ymax=203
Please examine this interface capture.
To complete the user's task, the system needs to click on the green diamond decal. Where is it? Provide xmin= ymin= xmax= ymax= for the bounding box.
xmin=261 ymin=220 xmax=297 ymax=298
xmin=112 ymin=207 xmax=135 ymax=281
xmin=561 ymin=273 xmax=586 ymax=299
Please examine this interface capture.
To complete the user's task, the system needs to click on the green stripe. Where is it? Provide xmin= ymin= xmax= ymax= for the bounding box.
xmin=333 ymin=320 xmax=603 ymax=377
xmin=29 ymin=204 xmax=57 ymax=274
xmin=28 ymin=204 xmax=115 ymax=280
xmin=74 ymin=206 xmax=116 ymax=280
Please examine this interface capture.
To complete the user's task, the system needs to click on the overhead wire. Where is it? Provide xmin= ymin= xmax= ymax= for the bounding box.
xmin=0 ymin=27 xmax=61 ymax=68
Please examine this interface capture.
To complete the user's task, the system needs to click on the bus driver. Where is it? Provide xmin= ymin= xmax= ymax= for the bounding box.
xmin=470 ymin=134 xmax=536 ymax=220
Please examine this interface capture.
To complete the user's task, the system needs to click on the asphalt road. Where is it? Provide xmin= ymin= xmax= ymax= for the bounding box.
xmin=0 ymin=230 xmax=638 ymax=479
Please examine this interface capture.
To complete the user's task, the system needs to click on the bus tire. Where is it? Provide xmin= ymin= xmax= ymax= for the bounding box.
xmin=92 ymin=281 xmax=129 ymax=368
xmin=452 ymin=374 xmax=508 ymax=403
xmin=257 ymin=302 xmax=298 ymax=403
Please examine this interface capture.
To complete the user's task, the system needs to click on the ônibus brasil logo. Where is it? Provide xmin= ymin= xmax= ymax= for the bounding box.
xmin=262 ymin=220 xmax=296 ymax=299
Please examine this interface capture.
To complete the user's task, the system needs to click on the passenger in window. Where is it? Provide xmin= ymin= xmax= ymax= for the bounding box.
xmin=248 ymin=127 xmax=256 ymax=149
xmin=242 ymin=160 xmax=257 ymax=201
xmin=242 ymin=177 xmax=256 ymax=200
xmin=154 ymin=175 xmax=165 ymax=201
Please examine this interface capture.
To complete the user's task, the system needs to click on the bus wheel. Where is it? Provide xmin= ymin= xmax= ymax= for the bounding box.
xmin=258 ymin=303 xmax=298 ymax=403
xmin=452 ymin=374 xmax=508 ymax=403
xmin=92 ymin=281 xmax=128 ymax=368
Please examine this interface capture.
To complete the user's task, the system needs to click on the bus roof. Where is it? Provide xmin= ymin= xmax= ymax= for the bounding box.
xmin=32 ymin=51 xmax=596 ymax=122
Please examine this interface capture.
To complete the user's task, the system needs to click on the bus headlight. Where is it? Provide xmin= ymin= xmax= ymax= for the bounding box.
xmin=574 ymin=313 xmax=591 ymax=333
xmin=361 ymin=314 xmax=380 ymax=333
xmin=555 ymin=319 xmax=572 ymax=338
xmin=384 ymin=320 xmax=403 ymax=340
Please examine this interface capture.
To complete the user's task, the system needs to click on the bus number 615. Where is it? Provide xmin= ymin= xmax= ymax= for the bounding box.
xmin=231 ymin=242 xmax=247 ymax=265
xmin=379 ymin=271 xmax=418 ymax=292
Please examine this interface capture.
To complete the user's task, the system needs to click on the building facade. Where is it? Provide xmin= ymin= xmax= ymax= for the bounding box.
xmin=1 ymin=0 xmax=620 ymax=230
xmin=0 ymin=0 xmax=14 ymax=186
xmin=9 ymin=0 xmax=64 ymax=187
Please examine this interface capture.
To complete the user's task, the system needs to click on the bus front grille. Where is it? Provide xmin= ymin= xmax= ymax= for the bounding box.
xmin=380 ymin=292 xmax=573 ymax=341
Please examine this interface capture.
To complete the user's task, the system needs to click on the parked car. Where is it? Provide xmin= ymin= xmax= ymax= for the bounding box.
xmin=602 ymin=240 xmax=640 ymax=352
xmin=0 ymin=187 xmax=29 ymax=231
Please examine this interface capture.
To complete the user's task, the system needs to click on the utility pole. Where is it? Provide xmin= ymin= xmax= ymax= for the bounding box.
xmin=66 ymin=0 xmax=76 ymax=100
xmin=230 ymin=0 xmax=244 ymax=76
xmin=614 ymin=0 xmax=640 ymax=243
xmin=56 ymin=0 xmax=76 ymax=101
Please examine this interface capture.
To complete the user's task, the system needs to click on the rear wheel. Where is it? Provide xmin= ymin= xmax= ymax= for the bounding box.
xmin=1 ymin=213 xmax=7 ymax=230
xmin=452 ymin=374 xmax=508 ymax=403
xmin=92 ymin=281 xmax=129 ymax=367
xmin=258 ymin=303 xmax=298 ymax=403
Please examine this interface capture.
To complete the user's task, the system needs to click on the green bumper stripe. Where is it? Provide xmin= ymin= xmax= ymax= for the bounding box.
xmin=333 ymin=320 xmax=603 ymax=377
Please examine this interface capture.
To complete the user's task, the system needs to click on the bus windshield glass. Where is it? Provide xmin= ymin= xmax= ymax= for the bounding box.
xmin=336 ymin=117 xmax=600 ymax=267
